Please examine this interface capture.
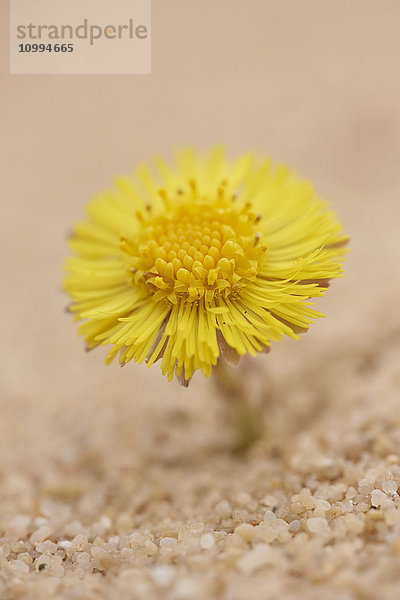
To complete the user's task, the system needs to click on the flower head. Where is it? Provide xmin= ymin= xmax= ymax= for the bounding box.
xmin=64 ymin=148 xmax=348 ymax=385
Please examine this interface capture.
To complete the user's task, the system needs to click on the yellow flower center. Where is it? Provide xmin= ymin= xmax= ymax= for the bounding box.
xmin=120 ymin=195 xmax=267 ymax=305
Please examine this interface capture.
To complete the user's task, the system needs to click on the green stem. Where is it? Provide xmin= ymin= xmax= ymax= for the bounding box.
xmin=213 ymin=360 xmax=262 ymax=453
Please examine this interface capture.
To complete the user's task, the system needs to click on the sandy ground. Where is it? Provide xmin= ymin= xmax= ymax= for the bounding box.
xmin=1 ymin=1 xmax=400 ymax=598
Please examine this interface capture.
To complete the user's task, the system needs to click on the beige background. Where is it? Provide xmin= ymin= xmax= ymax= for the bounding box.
xmin=1 ymin=1 xmax=400 ymax=598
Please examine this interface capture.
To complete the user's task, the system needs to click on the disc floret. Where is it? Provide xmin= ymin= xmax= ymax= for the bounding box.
xmin=120 ymin=195 xmax=267 ymax=306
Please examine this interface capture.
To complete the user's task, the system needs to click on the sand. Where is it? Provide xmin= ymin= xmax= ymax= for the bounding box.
xmin=1 ymin=1 xmax=400 ymax=598
xmin=2 ymin=322 xmax=400 ymax=599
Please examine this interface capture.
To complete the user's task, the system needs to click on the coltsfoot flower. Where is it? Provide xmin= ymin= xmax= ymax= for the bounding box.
xmin=64 ymin=148 xmax=348 ymax=385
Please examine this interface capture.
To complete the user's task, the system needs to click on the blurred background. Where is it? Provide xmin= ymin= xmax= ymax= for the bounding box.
xmin=1 ymin=1 xmax=400 ymax=598
xmin=2 ymin=0 xmax=399 ymax=408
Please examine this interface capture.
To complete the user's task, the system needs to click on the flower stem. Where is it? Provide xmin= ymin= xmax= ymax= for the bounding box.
xmin=213 ymin=359 xmax=262 ymax=453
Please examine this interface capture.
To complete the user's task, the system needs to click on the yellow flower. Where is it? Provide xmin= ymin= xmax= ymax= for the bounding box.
xmin=64 ymin=148 xmax=348 ymax=385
